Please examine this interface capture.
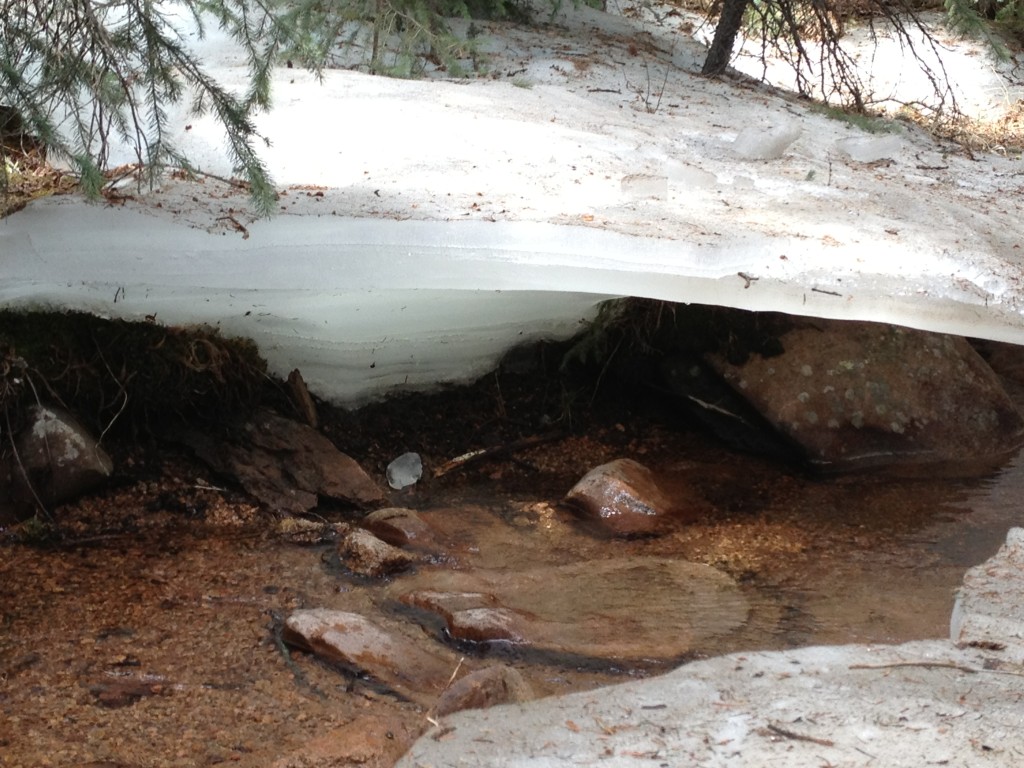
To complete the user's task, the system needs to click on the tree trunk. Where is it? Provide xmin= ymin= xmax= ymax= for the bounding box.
xmin=702 ymin=0 xmax=751 ymax=76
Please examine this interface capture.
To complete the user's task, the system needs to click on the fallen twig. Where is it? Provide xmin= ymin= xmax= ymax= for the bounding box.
xmin=849 ymin=661 xmax=1024 ymax=677
xmin=766 ymin=723 xmax=835 ymax=747
xmin=433 ymin=432 xmax=563 ymax=478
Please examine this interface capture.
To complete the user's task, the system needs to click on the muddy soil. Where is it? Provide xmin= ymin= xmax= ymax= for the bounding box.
xmin=2 ymin=364 xmax=1024 ymax=768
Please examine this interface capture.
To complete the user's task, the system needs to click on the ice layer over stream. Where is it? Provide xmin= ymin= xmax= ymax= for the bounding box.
xmin=3 ymin=3 xmax=1024 ymax=404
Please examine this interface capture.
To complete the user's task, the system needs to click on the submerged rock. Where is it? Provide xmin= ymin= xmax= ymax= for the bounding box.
xmin=339 ymin=528 xmax=417 ymax=577
xmin=564 ymin=458 xmax=708 ymax=536
xmin=396 ymin=528 xmax=1024 ymax=768
xmin=402 ymin=591 xmax=529 ymax=644
xmin=708 ymin=320 xmax=1024 ymax=473
xmin=394 ymin=557 xmax=748 ymax=661
xmin=11 ymin=404 xmax=113 ymax=507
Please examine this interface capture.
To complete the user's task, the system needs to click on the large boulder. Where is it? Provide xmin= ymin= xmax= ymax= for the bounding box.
xmin=707 ymin=320 xmax=1024 ymax=473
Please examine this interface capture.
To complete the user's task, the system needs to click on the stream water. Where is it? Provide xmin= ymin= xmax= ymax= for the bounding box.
xmin=1 ymin=415 xmax=1023 ymax=767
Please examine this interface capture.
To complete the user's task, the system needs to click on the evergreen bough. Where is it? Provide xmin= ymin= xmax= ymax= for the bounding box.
xmin=0 ymin=0 xmax=515 ymax=214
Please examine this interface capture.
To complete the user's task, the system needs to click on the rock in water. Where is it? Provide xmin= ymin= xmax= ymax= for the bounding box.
xmin=393 ymin=557 xmax=749 ymax=662
xmin=13 ymin=405 xmax=113 ymax=506
xmin=707 ymin=320 xmax=1024 ymax=474
xmin=364 ymin=507 xmax=442 ymax=553
xmin=338 ymin=528 xmax=417 ymax=577
xmin=564 ymin=458 xmax=708 ymax=536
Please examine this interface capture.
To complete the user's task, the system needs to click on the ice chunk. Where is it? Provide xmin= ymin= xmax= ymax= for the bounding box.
xmin=835 ymin=134 xmax=902 ymax=162
xmin=732 ymin=120 xmax=802 ymax=160
xmin=387 ymin=452 xmax=423 ymax=489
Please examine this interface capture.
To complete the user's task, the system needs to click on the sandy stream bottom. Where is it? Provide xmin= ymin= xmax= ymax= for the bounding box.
xmin=1 ymin=422 xmax=1023 ymax=768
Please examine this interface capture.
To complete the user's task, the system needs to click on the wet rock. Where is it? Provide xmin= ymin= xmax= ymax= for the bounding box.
xmin=434 ymin=665 xmax=534 ymax=717
xmin=272 ymin=713 xmax=419 ymax=768
xmin=282 ymin=609 xmax=457 ymax=704
xmin=179 ymin=410 xmax=385 ymax=514
xmin=339 ymin=528 xmax=417 ymax=577
xmin=402 ymin=591 xmax=529 ymax=643
xmin=12 ymin=404 xmax=113 ymax=506
xmin=364 ymin=507 xmax=442 ymax=552
xmin=393 ymin=557 xmax=748 ymax=661
xmin=708 ymin=320 xmax=1024 ymax=473
xmin=564 ymin=458 xmax=705 ymax=536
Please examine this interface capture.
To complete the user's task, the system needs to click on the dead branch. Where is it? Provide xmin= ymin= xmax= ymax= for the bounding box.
xmin=766 ymin=722 xmax=835 ymax=747
xmin=432 ymin=432 xmax=563 ymax=478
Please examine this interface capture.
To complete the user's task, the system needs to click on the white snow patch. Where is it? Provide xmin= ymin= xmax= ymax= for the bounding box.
xmin=3 ymin=2 xmax=1024 ymax=404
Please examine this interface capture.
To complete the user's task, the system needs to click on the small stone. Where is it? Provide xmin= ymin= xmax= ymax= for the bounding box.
xmin=402 ymin=591 xmax=529 ymax=644
xmin=364 ymin=507 xmax=441 ymax=552
xmin=434 ymin=665 xmax=534 ymax=717
xmin=387 ymin=452 xmax=423 ymax=490
xmin=339 ymin=528 xmax=417 ymax=577
xmin=564 ymin=458 xmax=698 ymax=536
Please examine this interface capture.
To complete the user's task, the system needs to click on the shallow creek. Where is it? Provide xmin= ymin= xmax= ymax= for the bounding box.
xmin=2 ymin=430 xmax=1023 ymax=767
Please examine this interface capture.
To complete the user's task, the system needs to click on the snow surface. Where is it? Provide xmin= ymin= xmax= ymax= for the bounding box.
xmin=3 ymin=2 xmax=1024 ymax=403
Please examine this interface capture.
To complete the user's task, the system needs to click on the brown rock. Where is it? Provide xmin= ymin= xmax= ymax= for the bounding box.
xmin=401 ymin=591 xmax=530 ymax=643
xmin=282 ymin=609 xmax=458 ymax=704
xmin=433 ymin=665 xmax=534 ymax=717
xmin=364 ymin=507 xmax=442 ymax=552
xmin=708 ymin=320 xmax=1024 ymax=473
xmin=272 ymin=714 xmax=420 ymax=768
xmin=181 ymin=410 xmax=385 ymax=514
xmin=13 ymin=405 xmax=113 ymax=506
xmin=339 ymin=528 xmax=417 ymax=577
xmin=564 ymin=458 xmax=702 ymax=536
